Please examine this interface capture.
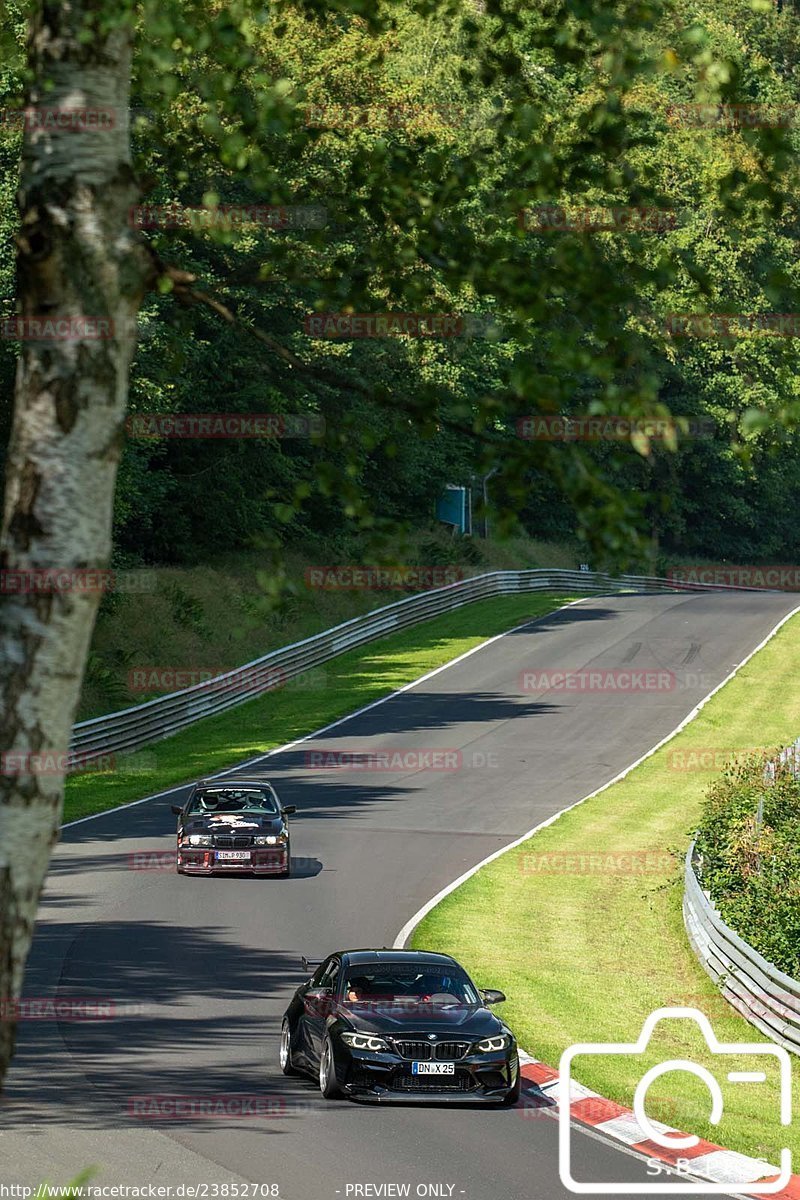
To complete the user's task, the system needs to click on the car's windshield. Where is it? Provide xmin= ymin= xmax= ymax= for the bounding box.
xmin=187 ymin=788 xmax=280 ymax=815
xmin=341 ymin=966 xmax=479 ymax=1007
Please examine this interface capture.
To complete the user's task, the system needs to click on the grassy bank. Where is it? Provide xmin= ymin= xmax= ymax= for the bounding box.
xmin=412 ymin=609 xmax=800 ymax=1168
xmin=82 ymin=533 xmax=578 ymax=719
xmin=65 ymin=591 xmax=576 ymax=824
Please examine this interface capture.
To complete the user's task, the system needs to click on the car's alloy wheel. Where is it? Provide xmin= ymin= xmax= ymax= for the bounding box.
xmin=279 ymin=1018 xmax=297 ymax=1075
xmin=319 ymin=1038 xmax=342 ymax=1098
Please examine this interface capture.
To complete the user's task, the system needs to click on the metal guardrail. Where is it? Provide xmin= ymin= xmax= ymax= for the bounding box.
xmin=684 ymin=842 xmax=800 ymax=1054
xmin=71 ymin=566 xmax=764 ymax=763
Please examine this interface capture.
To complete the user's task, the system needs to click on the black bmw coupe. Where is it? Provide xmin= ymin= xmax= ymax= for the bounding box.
xmin=279 ymin=948 xmax=520 ymax=1104
xmin=172 ymin=778 xmax=295 ymax=876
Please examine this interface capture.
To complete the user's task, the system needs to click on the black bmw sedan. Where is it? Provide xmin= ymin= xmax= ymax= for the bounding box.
xmin=172 ymin=778 xmax=295 ymax=876
xmin=279 ymin=948 xmax=520 ymax=1104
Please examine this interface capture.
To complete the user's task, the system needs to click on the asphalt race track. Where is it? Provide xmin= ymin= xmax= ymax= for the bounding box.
xmin=2 ymin=591 xmax=797 ymax=1199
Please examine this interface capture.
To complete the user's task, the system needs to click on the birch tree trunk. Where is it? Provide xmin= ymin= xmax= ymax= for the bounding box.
xmin=0 ymin=0 xmax=151 ymax=1089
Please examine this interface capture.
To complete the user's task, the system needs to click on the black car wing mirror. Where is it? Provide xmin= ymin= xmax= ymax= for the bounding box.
xmin=282 ymin=805 xmax=297 ymax=815
xmin=303 ymin=986 xmax=335 ymax=1016
xmin=480 ymin=988 xmax=506 ymax=1005
xmin=171 ymin=804 xmax=183 ymax=816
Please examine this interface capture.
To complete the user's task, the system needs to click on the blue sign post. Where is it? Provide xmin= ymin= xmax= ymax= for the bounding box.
xmin=435 ymin=486 xmax=471 ymax=534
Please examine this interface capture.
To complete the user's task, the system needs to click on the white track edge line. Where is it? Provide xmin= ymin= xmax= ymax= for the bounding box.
xmin=62 ymin=597 xmax=591 ymax=828
xmin=392 ymin=600 xmax=800 ymax=947
xmin=391 ymin=600 xmax=800 ymax=1200
xmin=62 ymin=594 xmax=793 ymax=1195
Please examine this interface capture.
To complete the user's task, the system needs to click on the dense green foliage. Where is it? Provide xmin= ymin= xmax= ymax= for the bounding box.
xmin=695 ymin=754 xmax=800 ymax=975
xmin=2 ymin=0 xmax=800 ymax=568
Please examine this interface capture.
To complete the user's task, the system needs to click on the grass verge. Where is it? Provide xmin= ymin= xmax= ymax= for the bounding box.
xmin=82 ymin=534 xmax=578 ymax=718
xmin=412 ymin=608 xmax=800 ymax=1169
xmin=65 ymin=592 xmax=576 ymax=824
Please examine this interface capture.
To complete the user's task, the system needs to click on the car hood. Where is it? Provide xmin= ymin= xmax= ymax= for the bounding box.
xmin=340 ymin=1003 xmax=505 ymax=1037
xmin=181 ymin=813 xmax=284 ymax=835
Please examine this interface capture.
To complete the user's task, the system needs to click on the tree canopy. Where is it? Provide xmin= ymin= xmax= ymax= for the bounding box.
xmin=2 ymin=0 xmax=800 ymax=571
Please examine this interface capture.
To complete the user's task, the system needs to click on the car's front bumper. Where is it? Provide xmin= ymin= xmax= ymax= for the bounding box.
xmin=177 ymin=847 xmax=289 ymax=874
xmin=337 ymin=1045 xmax=519 ymax=1103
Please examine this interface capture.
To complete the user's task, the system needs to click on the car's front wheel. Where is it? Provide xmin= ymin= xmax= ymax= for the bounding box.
xmin=319 ymin=1037 xmax=343 ymax=1099
xmin=279 ymin=1018 xmax=298 ymax=1076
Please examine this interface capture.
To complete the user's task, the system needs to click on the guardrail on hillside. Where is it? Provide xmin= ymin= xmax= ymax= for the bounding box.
xmin=71 ymin=567 xmax=764 ymax=763
xmin=684 ymin=842 xmax=800 ymax=1054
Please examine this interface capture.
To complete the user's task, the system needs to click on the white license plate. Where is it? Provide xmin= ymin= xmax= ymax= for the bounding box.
xmin=412 ymin=1062 xmax=455 ymax=1075
xmin=216 ymin=850 xmax=251 ymax=861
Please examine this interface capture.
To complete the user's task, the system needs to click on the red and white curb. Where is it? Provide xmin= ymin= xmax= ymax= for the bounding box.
xmin=517 ymin=1051 xmax=799 ymax=1197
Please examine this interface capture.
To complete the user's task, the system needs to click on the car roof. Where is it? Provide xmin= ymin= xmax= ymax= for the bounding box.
xmin=339 ymin=949 xmax=461 ymax=968
xmin=195 ymin=779 xmax=275 ymax=790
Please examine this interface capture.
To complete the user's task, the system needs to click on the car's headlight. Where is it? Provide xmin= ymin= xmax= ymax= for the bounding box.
xmin=254 ymin=833 xmax=287 ymax=845
xmin=340 ymin=1031 xmax=389 ymax=1052
xmin=184 ymin=834 xmax=212 ymax=847
xmin=475 ymin=1034 xmax=511 ymax=1053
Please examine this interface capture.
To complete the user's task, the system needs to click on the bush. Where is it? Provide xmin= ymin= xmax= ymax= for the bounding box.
xmin=415 ymin=531 xmax=486 ymax=568
xmin=695 ymin=754 xmax=800 ymax=976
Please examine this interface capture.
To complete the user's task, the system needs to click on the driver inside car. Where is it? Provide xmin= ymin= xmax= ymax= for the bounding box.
xmin=345 ymin=976 xmax=372 ymax=1002
xmin=414 ymin=974 xmax=460 ymax=1004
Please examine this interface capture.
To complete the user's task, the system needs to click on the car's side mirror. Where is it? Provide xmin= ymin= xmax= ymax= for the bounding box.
xmin=480 ymin=988 xmax=506 ymax=1005
xmin=304 ymin=986 xmax=334 ymax=1016
xmin=171 ymin=805 xmax=183 ymax=816
xmin=282 ymin=805 xmax=296 ymax=815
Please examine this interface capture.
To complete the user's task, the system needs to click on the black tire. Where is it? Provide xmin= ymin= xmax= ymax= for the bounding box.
xmin=319 ymin=1037 xmax=343 ymax=1099
xmin=279 ymin=1018 xmax=298 ymax=1076
xmin=499 ymin=1071 xmax=521 ymax=1106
